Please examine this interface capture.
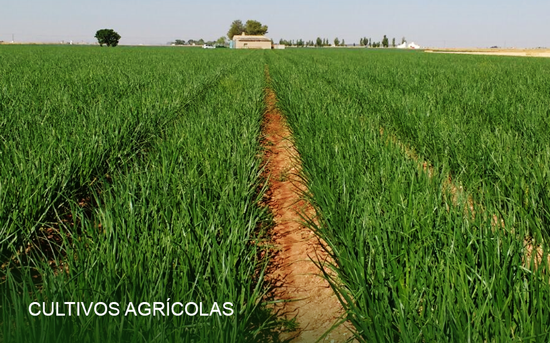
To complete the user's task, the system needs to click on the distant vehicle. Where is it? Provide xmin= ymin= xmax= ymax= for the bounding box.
xmin=490 ymin=46 xmax=499 ymax=49
xmin=202 ymin=44 xmax=215 ymax=49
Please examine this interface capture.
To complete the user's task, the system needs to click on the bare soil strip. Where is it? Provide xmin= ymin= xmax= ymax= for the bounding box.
xmin=261 ymin=75 xmax=351 ymax=343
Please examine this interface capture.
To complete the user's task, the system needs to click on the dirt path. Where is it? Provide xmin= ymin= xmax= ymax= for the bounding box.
xmin=261 ymin=74 xmax=352 ymax=343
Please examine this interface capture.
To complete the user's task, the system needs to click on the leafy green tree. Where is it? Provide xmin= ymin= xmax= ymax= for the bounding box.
xmin=198 ymin=38 xmax=205 ymax=45
xmin=334 ymin=37 xmax=340 ymax=46
xmin=95 ymin=29 xmax=121 ymax=47
xmin=341 ymin=39 xmax=345 ymax=46
xmin=279 ymin=39 xmax=293 ymax=46
xmin=359 ymin=38 xmax=364 ymax=46
xmin=316 ymin=37 xmax=323 ymax=47
xmin=245 ymin=20 xmax=268 ymax=35
xmin=382 ymin=35 xmax=389 ymax=48
xmin=227 ymin=20 xmax=245 ymax=39
xmin=392 ymin=37 xmax=396 ymax=47
xmin=216 ymin=36 xmax=227 ymax=46
xmin=297 ymin=39 xmax=304 ymax=47
xmin=402 ymin=36 xmax=406 ymax=44
xmin=174 ymin=39 xmax=186 ymax=45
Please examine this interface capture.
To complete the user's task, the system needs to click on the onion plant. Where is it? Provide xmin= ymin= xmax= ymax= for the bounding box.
xmin=268 ymin=49 xmax=550 ymax=342
xmin=1 ymin=46 xmax=279 ymax=342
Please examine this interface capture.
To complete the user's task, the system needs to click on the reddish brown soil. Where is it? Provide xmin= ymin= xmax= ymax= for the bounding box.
xmin=261 ymin=86 xmax=352 ymax=342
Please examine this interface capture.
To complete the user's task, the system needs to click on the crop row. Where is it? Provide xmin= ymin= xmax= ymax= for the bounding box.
xmin=267 ymin=50 xmax=550 ymax=342
xmin=1 ymin=47 xmax=278 ymax=342
xmin=283 ymin=49 xmax=550 ymax=241
xmin=0 ymin=46 xmax=242 ymax=250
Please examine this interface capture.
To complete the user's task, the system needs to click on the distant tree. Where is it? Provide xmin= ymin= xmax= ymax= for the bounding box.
xmin=359 ymin=38 xmax=364 ymax=46
xmin=216 ymin=36 xmax=227 ymax=46
xmin=369 ymin=38 xmax=372 ymax=47
xmin=341 ymin=39 xmax=345 ymax=46
xmin=227 ymin=20 xmax=245 ymax=39
xmin=297 ymin=39 xmax=304 ymax=47
xmin=316 ymin=37 xmax=323 ymax=47
xmin=188 ymin=39 xmax=196 ymax=45
xmin=334 ymin=37 xmax=340 ymax=46
xmin=95 ymin=29 xmax=121 ymax=47
xmin=245 ymin=20 xmax=268 ymax=35
xmin=279 ymin=38 xmax=293 ymax=46
xmin=401 ymin=36 xmax=406 ymax=44
xmin=174 ymin=39 xmax=186 ymax=45
xmin=198 ymin=38 xmax=205 ymax=45
xmin=382 ymin=35 xmax=389 ymax=48
xmin=392 ymin=37 xmax=396 ymax=47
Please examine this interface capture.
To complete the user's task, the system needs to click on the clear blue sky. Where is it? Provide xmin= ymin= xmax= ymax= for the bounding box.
xmin=1 ymin=0 xmax=548 ymax=48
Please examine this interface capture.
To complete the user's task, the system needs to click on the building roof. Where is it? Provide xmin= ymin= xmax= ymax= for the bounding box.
xmin=233 ymin=34 xmax=271 ymax=42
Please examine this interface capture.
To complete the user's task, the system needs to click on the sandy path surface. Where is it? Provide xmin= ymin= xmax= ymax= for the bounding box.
xmin=261 ymin=76 xmax=352 ymax=343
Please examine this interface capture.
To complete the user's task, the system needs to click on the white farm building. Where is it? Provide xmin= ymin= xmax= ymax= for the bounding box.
xmin=232 ymin=33 xmax=272 ymax=49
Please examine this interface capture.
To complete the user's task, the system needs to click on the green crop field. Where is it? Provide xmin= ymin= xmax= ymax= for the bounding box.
xmin=1 ymin=46 xmax=278 ymax=342
xmin=2 ymin=46 xmax=550 ymax=342
xmin=267 ymin=49 xmax=550 ymax=342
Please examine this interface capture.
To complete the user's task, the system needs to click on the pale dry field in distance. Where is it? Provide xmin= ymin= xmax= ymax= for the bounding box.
xmin=425 ymin=48 xmax=550 ymax=58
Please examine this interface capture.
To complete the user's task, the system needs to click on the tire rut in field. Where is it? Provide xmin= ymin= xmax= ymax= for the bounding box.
xmin=261 ymin=68 xmax=352 ymax=343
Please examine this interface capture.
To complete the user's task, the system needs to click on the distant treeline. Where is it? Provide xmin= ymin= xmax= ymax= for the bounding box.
xmin=170 ymin=37 xmax=228 ymax=46
xmin=170 ymin=35 xmax=408 ymax=48
xmin=278 ymin=36 xmax=407 ymax=47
